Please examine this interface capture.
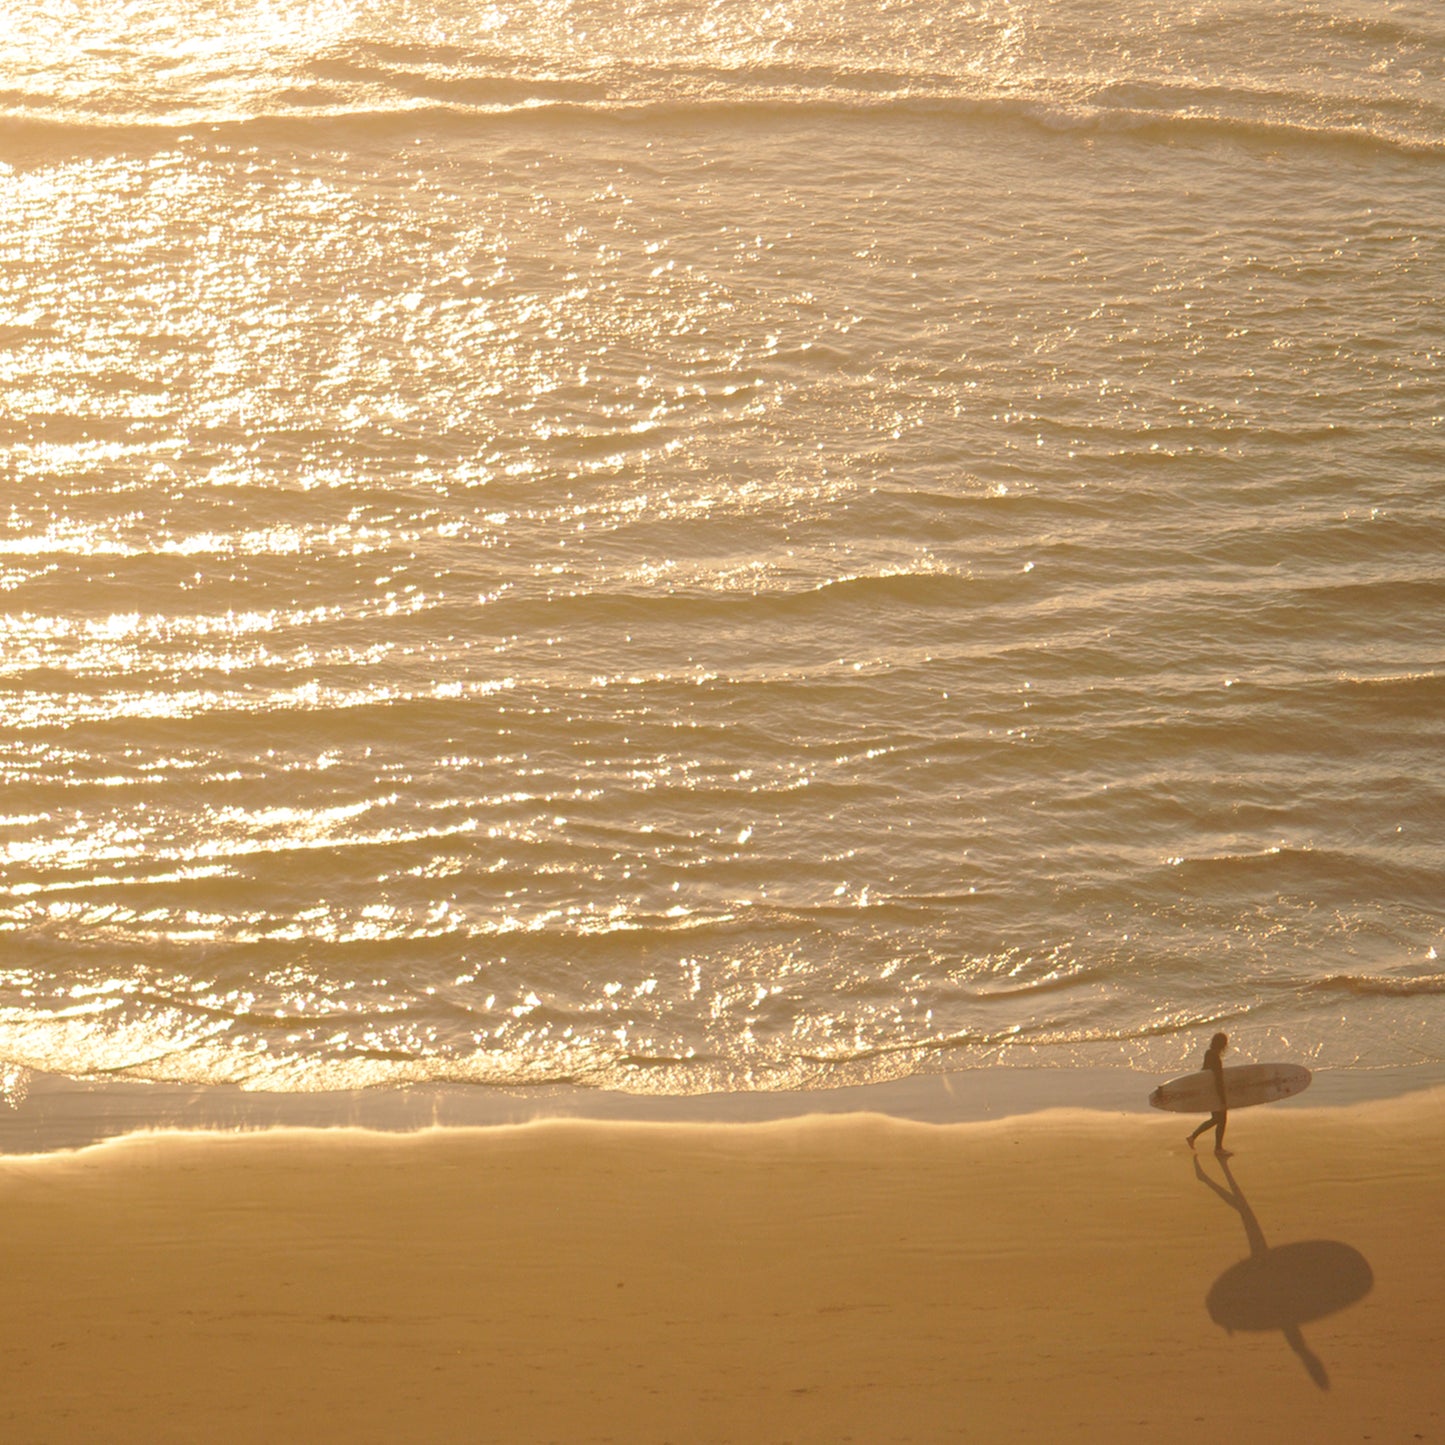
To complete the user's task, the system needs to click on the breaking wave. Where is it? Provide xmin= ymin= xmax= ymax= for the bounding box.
xmin=6 ymin=83 xmax=1442 ymax=161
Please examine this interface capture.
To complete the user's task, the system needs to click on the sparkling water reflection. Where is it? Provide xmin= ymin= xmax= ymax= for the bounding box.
xmin=1 ymin=0 xmax=1442 ymax=1094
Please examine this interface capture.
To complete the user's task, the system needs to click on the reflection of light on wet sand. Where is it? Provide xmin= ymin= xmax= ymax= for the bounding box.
xmin=1196 ymin=1156 xmax=1373 ymax=1390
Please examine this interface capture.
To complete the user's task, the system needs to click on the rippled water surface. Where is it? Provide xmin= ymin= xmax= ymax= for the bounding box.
xmin=1 ymin=0 xmax=1442 ymax=1097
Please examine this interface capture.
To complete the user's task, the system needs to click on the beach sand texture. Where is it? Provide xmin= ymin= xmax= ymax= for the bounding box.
xmin=1 ymin=1091 xmax=1439 ymax=1444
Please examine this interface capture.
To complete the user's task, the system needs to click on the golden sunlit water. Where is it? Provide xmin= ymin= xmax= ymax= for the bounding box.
xmin=1 ymin=0 xmax=1442 ymax=1100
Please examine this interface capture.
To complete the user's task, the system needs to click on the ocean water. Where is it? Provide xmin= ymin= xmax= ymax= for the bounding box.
xmin=1 ymin=0 xmax=1442 ymax=1103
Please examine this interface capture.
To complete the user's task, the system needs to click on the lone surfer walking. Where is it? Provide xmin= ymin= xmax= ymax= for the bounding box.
xmin=1186 ymin=1031 xmax=1230 ymax=1155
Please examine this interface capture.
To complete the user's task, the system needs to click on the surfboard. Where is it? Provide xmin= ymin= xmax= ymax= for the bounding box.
xmin=1148 ymin=1062 xmax=1312 ymax=1114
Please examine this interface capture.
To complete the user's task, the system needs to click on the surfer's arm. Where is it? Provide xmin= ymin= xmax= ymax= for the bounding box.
xmin=1208 ymin=1056 xmax=1227 ymax=1111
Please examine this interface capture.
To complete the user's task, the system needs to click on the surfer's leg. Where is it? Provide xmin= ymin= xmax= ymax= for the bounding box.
xmin=1213 ymin=1110 xmax=1227 ymax=1153
xmin=1187 ymin=1118 xmax=1211 ymax=1149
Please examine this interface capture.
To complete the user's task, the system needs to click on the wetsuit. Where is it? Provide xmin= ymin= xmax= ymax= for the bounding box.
xmin=1188 ymin=1043 xmax=1228 ymax=1151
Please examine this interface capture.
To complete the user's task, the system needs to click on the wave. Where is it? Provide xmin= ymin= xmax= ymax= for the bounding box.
xmin=6 ymin=0 xmax=1441 ymax=164
xmin=1159 ymin=848 xmax=1444 ymax=910
xmin=651 ymin=567 xmax=983 ymax=615
xmin=1308 ymin=973 xmax=1445 ymax=998
xmin=5 ymin=80 xmax=1441 ymax=162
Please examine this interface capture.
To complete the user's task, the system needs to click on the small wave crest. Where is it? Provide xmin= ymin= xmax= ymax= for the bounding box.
xmin=1309 ymin=973 xmax=1445 ymax=998
xmin=6 ymin=73 xmax=1441 ymax=162
xmin=1164 ymin=845 xmax=1436 ymax=892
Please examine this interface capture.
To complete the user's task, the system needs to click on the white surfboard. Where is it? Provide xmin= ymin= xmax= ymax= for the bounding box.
xmin=1148 ymin=1062 xmax=1312 ymax=1114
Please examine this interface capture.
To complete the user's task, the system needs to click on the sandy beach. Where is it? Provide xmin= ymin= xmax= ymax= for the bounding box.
xmin=1 ymin=1089 xmax=1439 ymax=1444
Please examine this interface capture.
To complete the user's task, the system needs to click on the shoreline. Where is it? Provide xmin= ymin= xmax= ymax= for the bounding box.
xmin=1 ymin=1088 xmax=1439 ymax=1443
xmin=4 ymin=1057 xmax=1444 ymax=1156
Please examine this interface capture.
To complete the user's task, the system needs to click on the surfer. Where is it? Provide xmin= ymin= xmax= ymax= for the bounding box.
xmin=1186 ymin=1032 xmax=1230 ymax=1155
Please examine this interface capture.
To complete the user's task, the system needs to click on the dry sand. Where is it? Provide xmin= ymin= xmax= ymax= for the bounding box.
xmin=0 ymin=1089 xmax=1439 ymax=1444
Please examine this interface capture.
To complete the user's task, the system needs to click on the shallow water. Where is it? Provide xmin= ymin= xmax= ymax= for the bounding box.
xmin=1 ymin=0 xmax=1442 ymax=1099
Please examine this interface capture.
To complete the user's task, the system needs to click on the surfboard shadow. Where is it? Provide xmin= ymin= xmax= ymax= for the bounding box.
xmin=1195 ymin=1157 xmax=1372 ymax=1390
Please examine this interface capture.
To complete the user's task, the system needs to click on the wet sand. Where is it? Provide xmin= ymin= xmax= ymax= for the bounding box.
xmin=0 ymin=1090 xmax=1439 ymax=1443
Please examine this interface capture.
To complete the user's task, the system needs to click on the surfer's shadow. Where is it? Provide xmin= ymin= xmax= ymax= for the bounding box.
xmin=1195 ymin=1157 xmax=1372 ymax=1390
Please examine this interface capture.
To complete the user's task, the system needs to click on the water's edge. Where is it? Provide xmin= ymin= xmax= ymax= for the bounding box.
xmin=5 ymin=1061 xmax=1444 ymax=1156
